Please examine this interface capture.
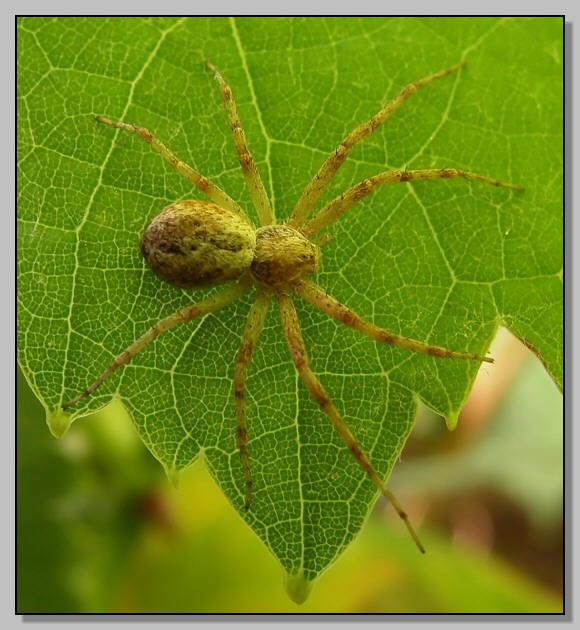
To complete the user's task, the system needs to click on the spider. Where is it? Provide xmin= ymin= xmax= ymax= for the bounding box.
xmin=62 ymin=61 xmax=522 ymax=552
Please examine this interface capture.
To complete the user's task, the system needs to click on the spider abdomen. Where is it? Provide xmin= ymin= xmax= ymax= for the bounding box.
xmin=251 ymin=224 xmax=320 ymax=287
xmin=140 ymin=200 xmax=256 ymax=289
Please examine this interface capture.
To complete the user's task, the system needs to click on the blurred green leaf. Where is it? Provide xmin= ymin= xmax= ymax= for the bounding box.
xmin=17 ymin=368 xmax=80 ymax=613
xmin=17 ymin=17 xmax=562 ymax=599
xmin=17 ymin=367 xmax=162 ymax=613
xmin=113 ymin=459 xmax=562 ymax=613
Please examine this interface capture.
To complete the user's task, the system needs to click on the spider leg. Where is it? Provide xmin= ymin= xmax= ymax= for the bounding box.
xmin=206 ymin=62 xmax=274 ymax=227
xmin=277 ymin=292 xmax=425 ymax=553
xmin=95 ymin=116 xmax=250 ymax=223
xmin=233 ymin=288 xmax=270 ymax=509
xmin=288 ymin=62 xmax=466 ymax=228
xmin=62 ymin=279 xmax=252 ymax=410
xmin=292 ymin=279 xmax=493 ymax=363
xmin=302 ymin=167 xmax=524 ymax=237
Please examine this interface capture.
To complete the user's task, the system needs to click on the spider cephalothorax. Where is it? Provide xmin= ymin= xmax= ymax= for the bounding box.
xmin=251 ymin=225 xmax=320 ymax=287
xmin=63 ymin=61 xmax=522 ymax=552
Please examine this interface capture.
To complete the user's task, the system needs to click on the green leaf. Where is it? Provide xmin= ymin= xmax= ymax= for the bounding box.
xmin=17 ymin=17 xmax=562 ymax=600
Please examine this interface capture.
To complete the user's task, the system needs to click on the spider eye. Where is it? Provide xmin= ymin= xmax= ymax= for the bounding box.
xmin=140 ymin=200 xmax=256 ymax=289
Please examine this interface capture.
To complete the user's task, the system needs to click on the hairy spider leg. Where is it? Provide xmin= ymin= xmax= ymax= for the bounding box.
xmin=233 ymin=289 xmax=271 ymax=508
xmin=206 ymin=62 xmax=274 ymax=227
xmin=302 ymin=167 xmax=524 ymax=237
xmin=288 ymin=62 xmax=466 ymax=228
xmin=292 ymin=278 xmax=493 ymax=363
xmin=95 ymin=116 xmax=250 ymax=223
xmin=277 ymin=292 xmax=425 ymax=554
xmin=62 ymin=280 xmax=252 ymax=410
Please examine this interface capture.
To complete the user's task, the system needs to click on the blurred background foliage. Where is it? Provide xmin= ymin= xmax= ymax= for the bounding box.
xmin=18 ymin=328 xmax=562 ymax=613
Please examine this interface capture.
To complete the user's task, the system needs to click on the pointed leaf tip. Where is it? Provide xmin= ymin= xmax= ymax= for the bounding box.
xmin=284 ymin=570 xmax=313 ymax=604
xmin=165 ymin=466 xmax=180 ymax=488
xmin=445 ymin=411 xmax=460 ymax=431
xmin=47 ymin=408 xmax=73 ymax=438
